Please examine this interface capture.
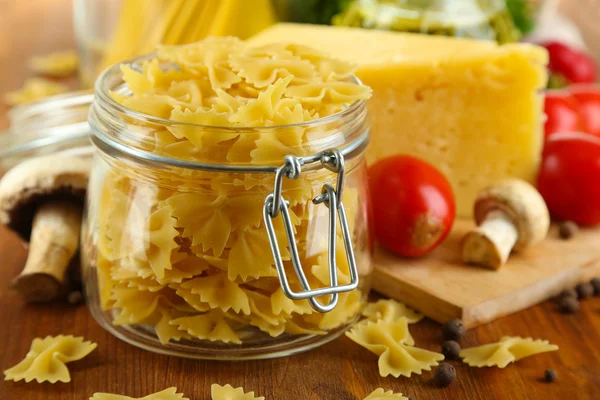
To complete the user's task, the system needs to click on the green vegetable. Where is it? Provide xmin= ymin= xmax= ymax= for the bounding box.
xmin=505 ymin=0 xmax=536 ymax=35
xmin=273 ymin=0 xmax=352 ymax=25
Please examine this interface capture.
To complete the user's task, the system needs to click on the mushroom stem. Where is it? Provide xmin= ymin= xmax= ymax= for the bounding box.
xmin=10 ymin=200 xmax=82 ymax=302
xmin=461 ymin=210 xmax=518 ymax=270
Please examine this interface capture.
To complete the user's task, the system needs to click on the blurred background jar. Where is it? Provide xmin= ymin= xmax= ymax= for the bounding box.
xmin=331 ymin=0 xmax=522 ymax=43
xmin=73 ymin=0 xmax=278 ymax=87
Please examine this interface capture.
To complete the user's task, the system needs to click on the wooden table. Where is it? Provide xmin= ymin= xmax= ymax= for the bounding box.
xmin=1 ymin=1 xmax=599 ymax=399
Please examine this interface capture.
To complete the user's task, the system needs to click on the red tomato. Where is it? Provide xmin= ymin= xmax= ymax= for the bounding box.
xmin=538 ymin=132 xmax=600 ymax=225
xmin=543 ymin=41 xmax=597 ymax=84
xmin=544 ymin=91 xmax=582 ymax=138
xmin=569 ymin=84 xmax=600 ymax=138
xmin=368 ymin=155 xmax=455 ymax=257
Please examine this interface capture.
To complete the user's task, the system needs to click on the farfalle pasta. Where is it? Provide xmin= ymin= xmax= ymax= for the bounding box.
xmin=346 ymin=319 xmax=444 ymax=378
xmin=91 ymin=387 xmax=189 ymax=400
xmin=83 ymin=36 xmax=373 ymax=355
xmin=363 ymin=388 xmax=409 ymax=400
xmin=362 ymin=299 xmax=423 ymax=324
xmin=4 ymin=335 xmax=97 ymax=383
xmin=211 ymin=384 xmax=265 ymax=400
xmin=460 ymin=336 xmax=559 ymax=368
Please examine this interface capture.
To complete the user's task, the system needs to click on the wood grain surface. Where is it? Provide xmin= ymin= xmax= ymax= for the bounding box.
xmin=373 ymin=221 xmax=600 ymax=328
xmin=1 ymin=1 xmax=599 ymax=399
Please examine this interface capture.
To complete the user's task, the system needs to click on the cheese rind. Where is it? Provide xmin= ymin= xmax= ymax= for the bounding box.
xmin=248 ymin=24 xmax=548 ymax=216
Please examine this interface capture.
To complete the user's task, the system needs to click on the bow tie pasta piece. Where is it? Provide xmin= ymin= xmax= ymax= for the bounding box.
xmin=304 ymin=289 xmax=364 ymax=330
xmin=90 ymin=387 xmax=189 ymax=400
xmin=4 ymin=335 xmax=97 ymax=383
xmin=145 ymin=205 xmax=180 ymax=280
xmin=229 ymin=53 xmax=317 ymax=88
xmin=283 ymin=318 xmax=327 ymax=336
xmin=363 ymin=388 xmax=409 ymax=400
xmin=167 ymin=193 xmax=232 ymax=257
xmin=111 ymin=287 xmax=165 ymax=325
xmin=228 ymin=227 xmax=284 ymax=282
xmin=229 ymin=76 xmax=293 ymax=126
xmin=180 ymin=273 xmax=251 ymax=315
xmin=272 ymin=43 xmax=357 ymax=81
xmin=346 ymin=319 xmax=444 ymax=378
xmin=363 ymin=299 xmax=424 ymax=325
xmin=211 ymin=384 xmax=265 ymax=400
xmin=120 ymin=59 xmax=194 ymax=94
xmin=284 ymin=82 xmax=372 ymax=107
xmin=460 ymin=336 xmax=559 ymax=368
xmin=349 ymin=319 xmax=415 ymax=347
xmin=154 ymin=309 xmax=194 ymax=345
xmin=172 ymin=285 xmax=212 ymax=313
xmin=270 ymin=288 xmax=313 ymax=316
xmin=170 ymin=311 xmax=242 ymax=344
xmin=169 ymin=108 xmax=239 ymax=147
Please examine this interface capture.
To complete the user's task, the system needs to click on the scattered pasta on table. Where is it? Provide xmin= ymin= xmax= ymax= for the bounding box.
xmin=3 ymin=335 xmax=97 ymax=383
xmin=459 ymin=336 xmax=559 ymax=368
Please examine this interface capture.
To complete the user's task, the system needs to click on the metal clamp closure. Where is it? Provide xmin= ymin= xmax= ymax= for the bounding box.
xmin=263 ymin=149 xmax=359 ymax=313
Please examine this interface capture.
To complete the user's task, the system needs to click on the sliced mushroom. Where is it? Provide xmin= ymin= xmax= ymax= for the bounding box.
xmin=0 ymin=155 xmax=90 ymax=302
xmin=461 ymin=179 xmax=550 ymax=270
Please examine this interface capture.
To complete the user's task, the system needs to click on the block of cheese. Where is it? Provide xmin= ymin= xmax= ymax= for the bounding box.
xmin=248 ymin=24 xmax=548 ymax=216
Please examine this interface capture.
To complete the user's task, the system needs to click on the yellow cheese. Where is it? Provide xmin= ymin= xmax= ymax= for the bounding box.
xmin=248 ymin=24 xmax=548 ymax=216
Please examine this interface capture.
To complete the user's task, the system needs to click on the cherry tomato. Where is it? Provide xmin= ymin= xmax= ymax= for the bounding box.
xmin=543 ymin=41 xmax=597 ymax=84
xmin=538 ymin=132 xmax=600 ymax=225
xmin=368 ymin=155 xmax=455 ymax=257
xmin=544 ymin=91 xmax=582 ymax=138
xmin=569 ymin=84 xmax=600 ymax=138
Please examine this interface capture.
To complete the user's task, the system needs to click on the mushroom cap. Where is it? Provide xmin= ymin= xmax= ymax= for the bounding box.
xmin=473 ymin=179 xmax=550 ymax=250
xmin=0 ymin=155 xmax=91 ymax=241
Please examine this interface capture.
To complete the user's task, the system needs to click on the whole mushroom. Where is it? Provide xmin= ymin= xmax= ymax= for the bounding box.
xmin=461 ymin=179 xmax=550 ymax=270
xmin=0 ymin=155 xmax=90 ymax=302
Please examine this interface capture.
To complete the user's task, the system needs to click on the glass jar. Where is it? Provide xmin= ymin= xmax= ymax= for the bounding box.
xmin=81 ymin=57 xmax=373 ymax=360
xmin=0 ymin=91 xmax=94 ymax=172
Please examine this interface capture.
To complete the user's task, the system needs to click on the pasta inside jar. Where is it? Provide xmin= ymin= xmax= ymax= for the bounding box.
xmin=82 ymin=37 xmax=374 ymax=359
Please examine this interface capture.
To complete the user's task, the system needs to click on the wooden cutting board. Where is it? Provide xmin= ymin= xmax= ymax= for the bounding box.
xmin=372 ymin=220 xmax=600 ymax=328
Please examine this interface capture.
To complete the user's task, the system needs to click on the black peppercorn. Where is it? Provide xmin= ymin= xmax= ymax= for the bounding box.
xmin=590 ymin=277 xmax=600 ymax=296
xmin=433 ymin=363 xmax=456 ymax=387
xmin=544 ymin=369 xmax=558 ymax=382
xmin=559 ymin=288 xmax=577 ymax=300
xmin=558 ymin=221 xmax=578 ymax=240
xmin=558 ymin=296 xmax=579 ymax=314
xmin=576 ymin=282 xmax=594 ymax=299
xmin=443 ymin=319 xmax=466 ymax=341
xmin=67 ymin=290 xmax=83 ymax=305
xmin=441 ymin=340 xmax=461 ymax=360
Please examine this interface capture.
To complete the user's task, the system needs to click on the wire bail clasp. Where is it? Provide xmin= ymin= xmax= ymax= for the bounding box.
xmin=263 ymin=149 xmax=359 ymax=313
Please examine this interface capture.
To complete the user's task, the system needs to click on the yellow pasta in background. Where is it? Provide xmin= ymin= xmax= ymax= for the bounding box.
xmin=4 ymin=78 xmax=68 ymax=106
xmin=4 ymin=335 xmax=97 ymax=383
xmin=28 ymin=50 xmax=79 ymax=77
